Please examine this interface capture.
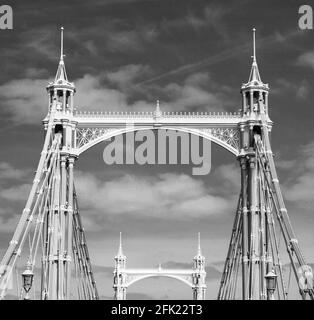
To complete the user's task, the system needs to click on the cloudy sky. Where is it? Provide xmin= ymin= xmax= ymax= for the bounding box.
xmin=0 ymin=0 xmax=314 ymax=300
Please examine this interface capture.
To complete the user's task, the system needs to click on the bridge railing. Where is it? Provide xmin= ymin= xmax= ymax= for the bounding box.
xmin=73 ymin=110 xmax=242 ymax=119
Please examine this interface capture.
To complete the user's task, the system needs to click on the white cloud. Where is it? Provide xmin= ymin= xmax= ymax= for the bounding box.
xmin=296 ymin=51 xmax=314 ymax=69
xmin=0 ymin=162 xmax=30 ymax=180
xmin=74 ymin=171 xmax=234 ymax=230
xmin=272 ymin=78 xmax=310 ymax=100
xmin=75 ymin=74 xmax=128 ymax=110
xmin=281 ymin=142 xmax=314 ymax=208
xmin=106 ymin=64 xmax=152 ymax=88
xmin=0 ymin=67 xmax=227 ymax=124
xmin=105 ymin=27 xmax=158 ymax=53
xmin=0 ymin=208 xmax=19 ymax=232
xmin=0 ymin=184 xmax=30 ymax=202
xmin=0 ymin=78 xmax=48 ymax=124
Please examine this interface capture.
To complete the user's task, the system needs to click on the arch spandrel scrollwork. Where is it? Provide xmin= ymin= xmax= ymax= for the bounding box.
xmin=75 ymin=125 xmax=241 ymax=156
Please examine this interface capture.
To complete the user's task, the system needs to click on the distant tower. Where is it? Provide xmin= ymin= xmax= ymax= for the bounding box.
xmin=192 ymin=233 xmax=206 ymax=300
xmin=240 ymin=28 xmax=269 ymax=118
xmin=113 ymin=233 xmax=127 ymax=300
xmin=46 ymin=27 xmax=76 ymax=115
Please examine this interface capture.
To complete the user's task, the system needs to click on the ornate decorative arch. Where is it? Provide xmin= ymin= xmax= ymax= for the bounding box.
xmin=75 ymin=125 xmax=240 ymax=156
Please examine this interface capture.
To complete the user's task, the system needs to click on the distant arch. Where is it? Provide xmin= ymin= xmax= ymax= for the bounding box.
xmin=126 ymin=274 xmax=193 ymax=288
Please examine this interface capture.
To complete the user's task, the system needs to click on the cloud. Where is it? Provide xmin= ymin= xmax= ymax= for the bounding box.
xmin=0 ymin=207 xmax=20 ymax=232
xmin=0 ymin=78 xmax=49 ymax=124
xmin=211 ymin=163 xmax=240 ymax=195
xmin=126 ymin=292 xmax=154 ymax=300
xmin=0 ymin=162 xmax=30 ymax=180
xmin=106 ymin=64 xmax=152 ymax=88
xmin=272 ymin=78 xmax=310 ymax=100
xmin=76 ymin=70 xmax=230 ymax=112
xmin=106 ymin=27 xmax=158 ymax=53
xmin=0 ymin=67 xmax=229 ymax=124
xmin=75 ymin=74 xmax=129 ymax=110
xmin=74 ymin=171 xmax=234 ymax=230
xmin=296 ymin=51 xmax=314 ymax=69
xmin=0 ymin=163 xmax=33 ymax=232
xmin=0 ymin=184 xmax=30 ymax=202
xmin=281 ymin=142 xmax=314 ymax=209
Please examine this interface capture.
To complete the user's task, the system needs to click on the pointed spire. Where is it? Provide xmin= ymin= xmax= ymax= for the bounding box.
xmin=197 ymin=232 xmax=202 ymax=256
xmin=118 ymin=232 xmax=123 ymax=256
xmin=252 ymin=27 xmax=256 ymax=63
xmin=194 ymin=232 xmax=204 ymax=260
xmin=248 ymin=28 xmax=262 ymax=84
xmin=154 ymin=99 xmax=162 ymax=117
xmin=54 ymin=26 xmax=68 ymax=82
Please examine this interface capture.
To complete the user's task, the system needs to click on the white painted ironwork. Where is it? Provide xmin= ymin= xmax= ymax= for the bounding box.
xmin=0 ymin=28 xmax=313 ymax=300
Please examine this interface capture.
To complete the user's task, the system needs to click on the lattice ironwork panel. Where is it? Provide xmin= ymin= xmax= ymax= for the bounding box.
xmin=76 ymin=127 xmax=118 ymax=149
xmin=200 ymin=128 xmax=240 ymax=151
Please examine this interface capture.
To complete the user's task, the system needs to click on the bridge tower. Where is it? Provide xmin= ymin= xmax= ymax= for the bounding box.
xmin=41 ymin=27 xmax=77 ymax=300
xmin=239 ymin=27 xmax=271 ymax=300
xmin=113 ymin=233 xmax=207 ymax=300
xmin=192 ymin=233 xmax=206 ymax=300
xmin=217 ymin=29 xmax=314 ymax=300
xmin=113 ymin=233 xmax=127 ymax=300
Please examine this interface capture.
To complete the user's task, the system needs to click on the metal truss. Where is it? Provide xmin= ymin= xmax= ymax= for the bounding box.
xmin=0 ymin=104 xmax=98 ymax=300
xmin=218 ymin=127 xmax=314 ymax=300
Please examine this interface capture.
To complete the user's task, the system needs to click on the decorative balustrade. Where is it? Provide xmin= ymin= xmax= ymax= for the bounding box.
xmin=74 ymin=110 xmax=242 ymax=119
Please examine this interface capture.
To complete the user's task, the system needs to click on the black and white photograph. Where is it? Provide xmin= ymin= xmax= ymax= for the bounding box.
xmin=0 ymin=0 xmax=313 ymax=311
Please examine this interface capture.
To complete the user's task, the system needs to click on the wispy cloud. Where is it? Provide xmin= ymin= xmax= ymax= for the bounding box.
xmin=296 ymin=51 xmax=314 ymax=69
xmin=0 ymin=68 xmax=230 ymax=124
xmin=136 ymin=29 xmax=300 ymax=85
xmin=280 ymin=141 xmax=314 ymax=209
xmin=75 ymin=170 xmax=235 ymax=231
xmin=272 ymin=78 xmax=310 ymax=100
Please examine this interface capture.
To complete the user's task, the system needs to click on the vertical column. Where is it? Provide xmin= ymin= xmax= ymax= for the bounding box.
xmin=48 ymin=158 xmax=61 ymax=300
xmin=48 ymin=92 xmax=51 ymax=112
xmin=192 ymin=273 xmax=206 ymax=300
xmin=114 ymin=273 xmax=127 ymax=300
xmin=242 ymin=92 xmax=246 ymax=115
xmin=248 ymin=155 xmax=259 ymax=299
xmin=59 ymin=156 xmax=67 ymax=299
xmin=63 ymin=90 xmax=66 ymax=112
xmin=250 ymin=91 xmax=254 ymax=113
xmin=258 ymin=92 xmax=264 ymax=114
xmin=70 ymin=92 xmax=74 ymax=112
xmin=259 ymin=164 xmax=267 ymax=300
xmin=192 ymin=286 xmax=206 ymax=300
xmin=66 ymin=157 xmax=75 ymax=299
xmin=265 ymin=92 xmax=269 ymax=114
xmin=240 ymin=157 xmax=248 ymax=300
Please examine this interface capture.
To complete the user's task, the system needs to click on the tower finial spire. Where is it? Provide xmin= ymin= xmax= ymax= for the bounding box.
xmin=118 ymin=232 xmax=123 ymax=255
xmin=54 ymin=27 xmax=68 ymax=82
xmin=197 ymin=232 xmax=202 ymax=256
xmin=60 ymin=26 xmax=64 ymax=62
xmin=252 ymin=27 xmax=256 ymax=63
xmin=246 ymin=27 xmax=262 ymax=84
xmin=156 ymin=100 xmax=160 ymax=113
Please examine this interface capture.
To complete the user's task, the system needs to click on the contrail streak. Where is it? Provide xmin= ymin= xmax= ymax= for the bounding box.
xmin=135 ymin=29 xmax=301 ymax=86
